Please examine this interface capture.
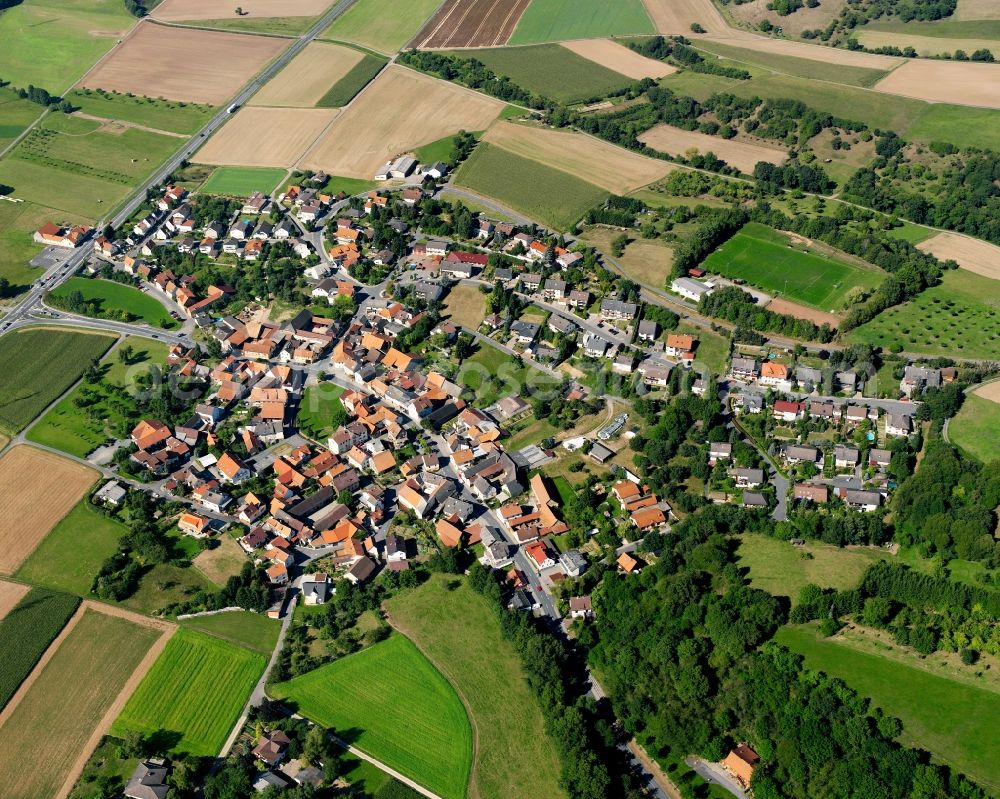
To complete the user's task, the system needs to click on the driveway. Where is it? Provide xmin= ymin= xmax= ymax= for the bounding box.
xmin=685 ymin=756 xmax=749 ymax=799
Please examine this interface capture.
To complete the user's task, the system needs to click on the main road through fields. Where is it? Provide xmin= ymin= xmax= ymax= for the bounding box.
xmin=0 ymin=0 xmax=360 ymax=342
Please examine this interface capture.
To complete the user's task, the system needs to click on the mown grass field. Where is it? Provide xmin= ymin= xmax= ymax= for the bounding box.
xmin=65 ymin=90 xmax=215 ymax=135
xmin=322 ymin=0 xmax=440 ymax=54
xmin=454 ymin=142 xmax=608 ymax=230
xmin=700 ymin=223 xmax=884 ymax=312
xmin=178 ymin=14 xmax=319 ymax=36
xmin=113 ymin=628 xmax=265 ymax=756
xmin=298 ymin=383 xmax=345 ymax=442
xmin=385 ymin=575 xmax=565 ymax=799
xmin=848 ymin=269 xmax=1000 ymax=359
xmin=457 ymin=343 xmax=559 ymax=407
xmin=179 ymin=611 xmax=281 ymax=656
xmin=443 ymin=283 xmax=487 ymax=329
xmin=777 ymin=623 xmax=1000 ymax=795
xmin=15 ymin=501 xmax=126 ymax=596
xmin=27 ymin=337 xmax=168 ymax=458
xmin=0 ymin=608 xmax=162 ymax=799
xmin=0 ymin=0 xmax=135 ymax=92
xmin=0 ymin=588 xmax=80 ymax=710
xmin=457 ymin=44 xmax=634 ymax=104
xmin=948 ymin=392 xmax=1000 ymax=464
xmin=509 ymin=0 xmax=654 ymax=44
xmin=0 ymin=328 xmax=115 ymax=434
xmin=50 ymin=277 xmax=178 ymax=328
xmin=200 ymin=166 xmax=287 ymax=197
xmin=0 ymin=88 xmax=45 ymax=151
xmin=317 ymin=53 xmax=388 ymax=107
xmin=272 ymin=634 xmax=472 ymax=799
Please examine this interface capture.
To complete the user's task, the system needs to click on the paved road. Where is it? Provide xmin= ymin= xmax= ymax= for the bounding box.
xmin=438 ymin=186 xmax=536 ymax=227
xmin=685 ymin=756 xmax=749 ymax=799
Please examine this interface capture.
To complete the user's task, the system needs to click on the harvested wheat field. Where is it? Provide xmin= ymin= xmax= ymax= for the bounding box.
xmin=918 ymin=232 xmax=1000 ymax=281
xmin=0 ymin=447 xmax=96 ymax=575
xmin=300 ymin=65 xmax=504 ymax=177
xmin=561 ymin=39 xmax=676 ymax=80
xmin=705 ymin=32 xmax=903 ymax=69
xmin=643 ymin=0 xmax=728 ymax=33
xmin=250 ymin=41 xmax=364 ymax=107
xmin=874 ymin=59 xmax=1000 ymax=109
xmin=153 ymin=0 xmax=331 ymax=20
xmin=196 ymin=107 xmax=339 ymax=166
xmin=973 ymin=380 xmax=1000 ymax=404
xmin=416 ymin=0 xmax=532 ymax=48
xmin=766 ymin=298 xmax=840 ymax=328
xmin=483 ymin=122 xmax=673 ymax=193
xmin=638 ymin=123 xmax=786 ymax=173
xmin=79 ymin=23 xmax=288 ymax=106
xmin=956 ymin=0 xmax=1000 ymax=20
xmin=0 ymin=581 xmax=29 ymax=622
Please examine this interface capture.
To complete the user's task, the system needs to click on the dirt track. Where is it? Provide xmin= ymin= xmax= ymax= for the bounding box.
xmin=638 ymin=123 xmax=787 ymax=174
xmin=560 ymin=39 xmax=677 ymax=80
xmin=918 ymin=232 xmax=1000 ymax=281
xmin=766 ymin=297 xmax=840 ymax=328
xmin=414 ymin=0 xmax=531 ymax=48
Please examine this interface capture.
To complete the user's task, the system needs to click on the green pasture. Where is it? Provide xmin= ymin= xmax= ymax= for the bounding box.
xmin=66 ymin=90 xmax=215 ymax=135
xmin=179 ymin=611 xmax=281 ymax=656
xmin=316 ymin=53 xmax=387 ymax=107
xmin=200 ymin=166 xmax=286 ymax=197
xmin=948 ymin=391 xmax=1000 ymax=464
xmin=0 ymin=88 xmax=45 ymax=150
xmin=177 ymin=15 xmax=318 ymax=36
xmin=509 ymin=0 xmax=654 ymax=45
xmin=49 ymin=277 xmax=178 ymax=328
xmin=321 ymin=0 xmax=440 ymax=54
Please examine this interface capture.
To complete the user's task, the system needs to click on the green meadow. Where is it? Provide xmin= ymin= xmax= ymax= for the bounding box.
xmin=201 ymin=166 xmax=287 ymax=197
xmin=322 ymin=0 xmax=441 ymax=54
xmin=947 ymin=391 xmax=1000 ymax=464
xmin=49 ymin=277 xmax=178 ymax=328
xmin=65 ymin=90 xmax=215 ymax=135
xmin=509 ymin=0 xmax=654 ymax=45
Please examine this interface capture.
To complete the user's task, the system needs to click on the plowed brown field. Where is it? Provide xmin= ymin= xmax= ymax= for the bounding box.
xmin=415 ymin=0 xmax=531 ymax=48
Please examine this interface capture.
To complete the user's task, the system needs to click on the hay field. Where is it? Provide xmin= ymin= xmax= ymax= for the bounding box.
xmin=79 ymin=23 xmax=288 ymax=106
xmin=196 ymin=107 xmax=338 ymax=167
xmin=705 ymin=32 xmax=903 ymax=69
xmin=856 ymin=30 xmax=1000 ymax=57
xmin=874 ymin=59 xmax=1000 ymax=109
xmin=975 ymin=381 xmax=1000 ymax=404
xmin=638 ymin=123 xmax=786 ymax=173
xmin=917 ymin=232 xmax=1000 ymax=281
xmin=642 ymin=0 xmax=729 ymax=33
xmin=250 ymin=41 xmax=364 ymax=107
xmin=153 ymin=0 xmax=331 ymax=20
xmin=560 ymin=39 xmax=676 ymax=79
xmin=0 ymin=448 xmax=96 ymax=575
xmin=483 ymin=122 xmax=673 ymax=193
xmin=300 ymin=66 xmax=504 ymax=178
xmin=0 ymin=582 xmax=29 ymax=622
xmin=956 ymin=0 xmax=999 ymax=19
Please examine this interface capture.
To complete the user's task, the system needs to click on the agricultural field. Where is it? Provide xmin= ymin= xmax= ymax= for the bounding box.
xmin=179 ymin=610 xmax=280 ymax=656
xmin=15 ymin=500 xmax=126 ymax=596
xmin=455 ymin=44 xmax=634 ymax=105
xmin=250 ymin=41 xmax=366 ymax=107
xmin=0 ymin=328 xmax=115 ymax=433
xmin=80 ymin=24 xmax=289 ymax=106
xmin=49 ymin=277 xmax=177 ymax=328
xmin=482 ymin=122 xmax=672 ymax=194
xmin=638 ymin=123 xmax=787 ymax=174
xmin=0 ymin=0 xmax=135 ymax=93
xmin=455 ymin=142 xmax=608 ymax=230
xmin=848 ymin=269 xmax=1000 ymax=359
xmin=0 ymin=88 xmax=46 ymax=152
xmin=195 ymin=107 xmax=339 ymax=168
xmin=385 ymin=575 xmax=566 ymax=799
xmin=0 ymin=447 xmax=98 ymax=573
xmin=414 ymin=0 xmax=531 ymax=49
xmin=298 ymin=383 xmax=346 ymax=441
xmin=856 ymin=29 xmax=1000 ymax=58
xmin=778 ymin=623 xmax=1000 ymax=795
xmin=66 ymin=90 xmax=215 ymax=136
xmin=27 ymin=337 xmax=167 ymax=459
xmin=324 ymin=0 xmax=441 ymax=53
xmin=736 ymin=534 xmax=891 ymax=603
xmin=579 ymin=226 xmax=674 ymax=288
xmin=917 ymin=232 xmax=1000 ymax=281
xmin=0 ymin=588 xmax=80 ymax=710
xmin=272 ymin=634 xmax=473 ymax=799
xmin=300 ymin=66 xmax=504 ymax=179
xmin=873 ymin=59 xmax=1000 ymax=111
xmin=317 ymin=54 xmax=388 ymax=107
xmin=509 ymin=0 xmax=654 ymax=44
xmin=152 ymin=0 xmax=332 ymax=20
xmin=0 ymin=581 xmax=29 ymax=622
xmin=700 ymin=222 xmax=884 ymax=313
xmin=191 ymin=535 xmax=249 ymax=586
xmin=200 ymin=165 xmax=289 ymax=196
xmin=0 ymin=113 xmax=183 ymax=220
xmin=0 ymin=607 xmax=165 ymax=799
xmin=561 ymin=39 xmax=676 ymax=80
xmin=642 ymin=0 xmax=729 ymax=34
xmin=703 ymin=30 xmax=903 ymax=70
xmin=113 ymin=628 xmax=265 ymax=756
xmin=947 ymin=386 xmax=1000 ymax=464
xmin=443 ymin=284 xmax=488 ymax=329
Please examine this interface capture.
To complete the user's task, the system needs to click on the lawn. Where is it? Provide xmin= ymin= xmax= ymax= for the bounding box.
xmin=676 ymin=322 xmax=729 ymax=376
xmin=272 ymin=633 xmax=472 ymax=799
xmin=65 ymin=89 xmax=215 ymax=135
xmin=736 ymin=533 xmax=891 ymax=604
xmin=384 ymin=575 xmax=565 ymax=799
xmin=27 ymin=337 xmax=167 ymax=458
xmin=700 ymin=222 xmax=884 ymax=312
xmin=0 ymin=327 xmax=115 ymax=434
xmin=886 ymin=220 xmax=936 ymax=245
xmin=0 ymin=87 xmax=45 ymax=150
xmin=506 ymin=417 xmax=560 ymax=451
xmin=322 ymin=0 xmax=441 ymax=54
xmin=948 ymin=393 xmax=1000 ymax=464
xmin=201 ymin=166 xmax=287 ymax=197
xmin=848 ymin=269 xmax=1000 ymax=359
xmin=457 ymin=343 xmax=559 ymax=408
xmin=298 ymin=383 xmax=345 ymax=442
xmin=317 ymin=53 xmax=388 ymax=107
xmin=179 ymin=611 xmax=281 ymax=656
xmin=15 ymin=501 xmax=126 ymax=596
xmin=50 ymin=277 xmax=178 ymax=328
xmin=0 ymin=588 xmax=80 ymax=710
xmin=509 ymin=0 xmax=654 ymax=44
xmin=0 ymin=608 xmax=161 ymax=799
xmin=456 ymin=44 xmax=635 ymax=104
xmin=454 ymin=142 xmax=608 ymax=230
xmin=113 ymin=628 xmax=266 ymax=756
xmin=443 ymin=283 xmax=487 ymax=329
xmin=415 ymin=133 xmax=468 ymax=165
xmin=0 ymin=0 xmax=136 ymax=93
xmin=777 ymin=623 xmax=1000 ymax=794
